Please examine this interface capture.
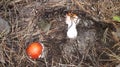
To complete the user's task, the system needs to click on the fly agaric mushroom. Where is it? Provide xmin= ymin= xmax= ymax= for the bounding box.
xmin=65 ymin=13 xmax=80 ymax=39
xmin=26 ymin=42 xmax=44 ymax=59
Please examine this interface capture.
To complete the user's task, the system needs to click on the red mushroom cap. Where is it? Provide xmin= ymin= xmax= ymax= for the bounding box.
xmin=26 ymin=42 xmax=43 ymax=59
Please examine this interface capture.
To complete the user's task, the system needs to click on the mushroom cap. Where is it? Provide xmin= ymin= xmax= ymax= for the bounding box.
xmin=66 ymin=13 xmax=79 ymax=25
xmin=26 ymin=42 xmax=43 ymax=59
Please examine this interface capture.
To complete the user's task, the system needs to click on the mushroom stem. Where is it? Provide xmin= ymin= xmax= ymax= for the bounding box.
xmin=67 ymin=22 xmax=77 ymax=38
xmin=65 ymin=14 xmax=80 ymax=39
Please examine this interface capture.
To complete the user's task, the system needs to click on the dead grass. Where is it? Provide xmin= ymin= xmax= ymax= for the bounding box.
xmin=0 ymin=0 xmax=120 ymax=67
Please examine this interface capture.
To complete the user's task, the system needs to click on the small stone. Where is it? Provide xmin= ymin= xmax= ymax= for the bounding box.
xmin=0 ymin=17 xmax=11 ymax=37
xmin=116 ymin=64 xmax=120 ymax=67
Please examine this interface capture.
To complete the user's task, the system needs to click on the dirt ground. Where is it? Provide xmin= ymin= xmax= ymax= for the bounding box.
xmin=0 ymin=0 xmax=120 ymax=67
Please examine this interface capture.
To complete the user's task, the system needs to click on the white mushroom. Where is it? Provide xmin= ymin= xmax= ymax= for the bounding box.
xmin=65 ymin=13 xmax=80 ymax=39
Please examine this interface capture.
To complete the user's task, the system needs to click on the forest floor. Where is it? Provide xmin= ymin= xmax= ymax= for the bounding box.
xmin=0 ymin=0 xmax=120 ymax=67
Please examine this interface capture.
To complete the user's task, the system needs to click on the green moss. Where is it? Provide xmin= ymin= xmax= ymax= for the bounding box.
xmin=113 ymin=16 xmax=120 ymax=22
